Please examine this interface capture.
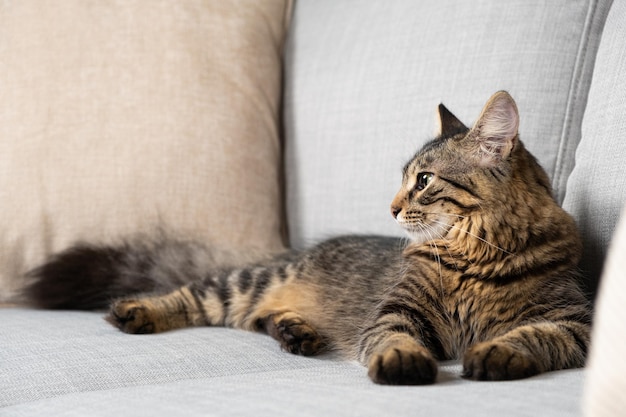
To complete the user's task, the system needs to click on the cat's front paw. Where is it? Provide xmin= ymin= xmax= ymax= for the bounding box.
xmin=106 ymin=299 xmax=157 ymax=334
xmin=368 ymin=346 xmax=437 ymax=385
xmin=462 ymin=342 xmax=539 ymax=380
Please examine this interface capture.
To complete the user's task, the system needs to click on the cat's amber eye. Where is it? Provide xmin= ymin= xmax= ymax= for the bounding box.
xmin=416 ymin=172 xmax=434 ymax=191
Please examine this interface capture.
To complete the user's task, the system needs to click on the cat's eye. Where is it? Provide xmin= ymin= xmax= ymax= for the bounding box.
xmin=416 ymin=172 xmax=434 ymax=191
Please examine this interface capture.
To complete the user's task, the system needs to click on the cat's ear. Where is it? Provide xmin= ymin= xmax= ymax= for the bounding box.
xmin=436 ymin=104 xmax=468 ymax=138
xmin=467 ymin=91 xmax=519 ymax=167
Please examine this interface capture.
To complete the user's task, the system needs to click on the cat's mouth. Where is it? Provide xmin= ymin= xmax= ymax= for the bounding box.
xmin=395 ymin=213 xmax=453 ymax=244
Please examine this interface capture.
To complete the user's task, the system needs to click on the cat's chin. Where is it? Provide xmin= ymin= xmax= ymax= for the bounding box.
xmin=405 ymin=230 xmax=434 ymax=245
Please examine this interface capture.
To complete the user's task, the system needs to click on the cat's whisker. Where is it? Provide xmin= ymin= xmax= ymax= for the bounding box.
xmin=398 ymin=236 xmax=412 ymax=251
xmin=428 ymin=220 xmax=470 ymax=263
xmin=428 ymin=225 xmax=460 ymax=274
xmin=418 ymin=224 xmax=446 ymax=296
xmin=431 ymin=219 xmax=513 ymax=256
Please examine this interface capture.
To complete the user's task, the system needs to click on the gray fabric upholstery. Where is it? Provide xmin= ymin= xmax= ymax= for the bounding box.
xmin=284 ymin=0 xmax=611 ymax=249
xmin=562 ymin=0 xmax=626 ymax=295
xmin=0 ymin=308 xmax=585 ymax=417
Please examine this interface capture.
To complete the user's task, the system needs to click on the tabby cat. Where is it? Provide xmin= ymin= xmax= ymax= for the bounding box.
xmin=26 ymin=91 xmax=591 ymax=385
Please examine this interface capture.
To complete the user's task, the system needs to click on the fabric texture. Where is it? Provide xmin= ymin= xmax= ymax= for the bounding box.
xmin=583 ymin=208 xmax=626 ymax=417
xmin=283 ymin=0 xmax=611 ymax=249
xmin=562 ymin=0 xmax=626 ymax=294
xmin=0 ymin=0 xmax=290 ymax=301
xmin=0 ymin=308 xmax=586 ymax=417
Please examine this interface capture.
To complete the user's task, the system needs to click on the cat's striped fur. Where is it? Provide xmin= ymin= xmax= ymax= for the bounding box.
xmin=26 ymin=91 xmax=591 ymax=385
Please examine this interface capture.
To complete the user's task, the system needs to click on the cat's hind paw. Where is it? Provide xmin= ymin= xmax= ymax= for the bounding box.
xmin=264 ymin=312 xmax=324 ymax=356
xmin=106 ymin=299 xmax=157 ymax=334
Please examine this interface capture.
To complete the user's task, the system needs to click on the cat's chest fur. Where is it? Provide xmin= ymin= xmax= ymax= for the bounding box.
xmin=402 ymin=256 xmax=531 ymax=360
xmin=444 ymin=277 xmax=505 ymax=358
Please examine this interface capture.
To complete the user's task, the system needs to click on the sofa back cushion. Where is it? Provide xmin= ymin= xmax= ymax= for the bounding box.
xmin=0 ymin=1 xmax=290 ymax=301
xmin=283 ymin=0 xmax=611 ymax=249
xmin=563 ymin=0 xmax=626 ymax=295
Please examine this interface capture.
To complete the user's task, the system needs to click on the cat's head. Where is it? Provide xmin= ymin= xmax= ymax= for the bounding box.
xmin=391 ymin=91 xmax=553 ymax=246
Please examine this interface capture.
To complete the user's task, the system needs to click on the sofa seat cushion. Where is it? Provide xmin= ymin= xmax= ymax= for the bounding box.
xmin=0 ymin=308 xmax=586 ymax=416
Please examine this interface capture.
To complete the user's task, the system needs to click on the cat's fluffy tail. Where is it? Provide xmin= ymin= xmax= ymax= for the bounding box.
xmin=24 ymin=237 xmax=262 ymax=310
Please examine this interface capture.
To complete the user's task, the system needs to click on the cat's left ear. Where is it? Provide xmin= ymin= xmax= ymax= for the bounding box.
xmin=467 ymin=91 xmax=519 ymax=167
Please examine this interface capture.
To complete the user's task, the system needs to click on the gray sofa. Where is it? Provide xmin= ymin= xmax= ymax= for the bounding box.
xmin=2 ymin=0 xmax=626 ymax=416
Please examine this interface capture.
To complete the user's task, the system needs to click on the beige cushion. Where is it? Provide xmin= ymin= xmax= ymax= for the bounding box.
xmin=583 ymin=206 xmax=626 ymax=417
xmin=0 ymin=0 xmax=291 ymax=300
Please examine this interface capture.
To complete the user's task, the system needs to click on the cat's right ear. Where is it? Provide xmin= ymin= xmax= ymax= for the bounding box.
xmin=436 ymin=104 xmax=468 ymax=138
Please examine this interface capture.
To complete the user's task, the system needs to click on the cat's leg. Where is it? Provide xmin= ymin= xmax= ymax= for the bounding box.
xmin=244 ymin=278 xmax=327 ymax=356
xmin=106 ymin=291 xmax=326 ymax=357
xmin=106 ymin=283 xmax=212 ymax=334
xmin=358 ymin=283 xmax=449 ymax=385
xmin=107 ymin=267 xmax=327 ymax=356
xmin=462 ymin=320 xmax=589 ymax=380
xmin=105 ymin=265 xmax=284 ymax=334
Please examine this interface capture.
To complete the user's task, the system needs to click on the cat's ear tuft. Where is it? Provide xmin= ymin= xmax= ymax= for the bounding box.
xmin=436 ymin=103 xmax=468 ymax=138
xmin=468 ymin=91 xmax=519 ymax=167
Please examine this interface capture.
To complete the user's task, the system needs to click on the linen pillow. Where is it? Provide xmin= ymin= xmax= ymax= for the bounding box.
xmin=0 ymin=0 xmax=291 ymax=301
xmin=283 ymin=0 xmax=610 ymax=249
xmin=562 ymin=0 xmax=626 ymax=295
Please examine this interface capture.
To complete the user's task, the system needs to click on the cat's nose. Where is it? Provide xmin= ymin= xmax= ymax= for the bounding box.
xmin=391 ymin=206 xmax=401 ymax=219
